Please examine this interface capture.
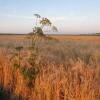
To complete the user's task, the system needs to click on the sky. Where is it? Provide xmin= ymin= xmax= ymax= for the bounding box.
xmin=0 ymin=0 xmax=100 ymax=34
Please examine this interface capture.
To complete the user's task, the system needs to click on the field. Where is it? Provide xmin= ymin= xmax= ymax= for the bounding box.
xmin=0 ymin=34 xmax=100 ymax=42
xmin=0 ymin=34 xmax=100 ymax=100
xmin=51 ymin=35 xmax=100 ymax=42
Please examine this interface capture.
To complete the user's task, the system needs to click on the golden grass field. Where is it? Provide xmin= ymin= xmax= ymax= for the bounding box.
xmin=0 ymin=34 xmax=100 ymax=100
xmin=0 ymin=35 xmax=100 ymax=42
xmin=51 ymin=35 xmax=100 ymax=42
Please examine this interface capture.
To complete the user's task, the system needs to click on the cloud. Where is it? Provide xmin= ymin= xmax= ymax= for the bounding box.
xmin=0 ymin=14 xmax=68 ymax=21
xmin=1 ymin=14 xmax=96 ymax=24
xmin=49 ymin=16 xmax=67 ymax=21
xmin=6 ymin=14 xmax=33 ymax=19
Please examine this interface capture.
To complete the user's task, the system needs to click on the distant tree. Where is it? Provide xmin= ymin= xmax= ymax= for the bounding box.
xmin=28 ymin=14 xmax=58 ymax=48
xmin=33 ymin=14 xmax=58 ymax=36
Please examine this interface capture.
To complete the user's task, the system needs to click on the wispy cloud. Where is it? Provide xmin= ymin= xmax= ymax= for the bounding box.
xmin=0 ymin=14 xmax=68 ymax=21
xmin=6 ymin=14 xmax=33 ymax=19
xmin=1 ymin=13 xmax=97 ymax=23
xmin=0 ymin=14 xmax=33 ymax=19
xmin=49 ymin=17 xmax=67 ymax=21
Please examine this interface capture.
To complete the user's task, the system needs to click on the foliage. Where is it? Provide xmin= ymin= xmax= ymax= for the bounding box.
xmin=32 ymin=14 xmax=58 ymax=36
xmin=14 ymin=63 xmax=19 ymax=70
xmin=52 ymin=25 xmax=58 ymax=32
xmin=40 ymin=17 xmax=52 ymax=27
xmin=34 ymin=14 xmax=41 ymax=18
xmin=10 ymin=46 xmax=23 ymax=69
xmin=21 ymin=66 xmax=27 ymax=79
xmin=33 ymin=27 xmax=44 ymax=36
xmin=10 ymin=44 xmax=40 ymax=88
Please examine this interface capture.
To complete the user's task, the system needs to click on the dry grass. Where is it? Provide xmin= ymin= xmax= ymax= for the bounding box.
xmin=0 ymin=34 xmax=100 ymax=42
xmin=50 ymin=35 xmax=100 ymax=42
xmin=0 ymin=35 xmax=100 ymax=100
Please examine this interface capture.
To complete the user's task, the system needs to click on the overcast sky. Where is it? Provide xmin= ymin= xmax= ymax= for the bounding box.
xmin=0 ymin=0 xmax=100 ymax=34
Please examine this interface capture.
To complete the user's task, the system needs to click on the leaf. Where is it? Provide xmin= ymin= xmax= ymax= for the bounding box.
xmin=21 ymin=66 xmax=27 ymax=79
xmin=40 ymin=17 xmax=52 ymax=26
xmin=34 ymin=14 xmax=41 ymax=18
xmin=52 ymin=26 xmax=58 ymax=32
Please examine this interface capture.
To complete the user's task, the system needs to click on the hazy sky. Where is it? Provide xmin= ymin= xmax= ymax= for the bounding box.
xmin=0 ymin=0 xmax=100 ymax=34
